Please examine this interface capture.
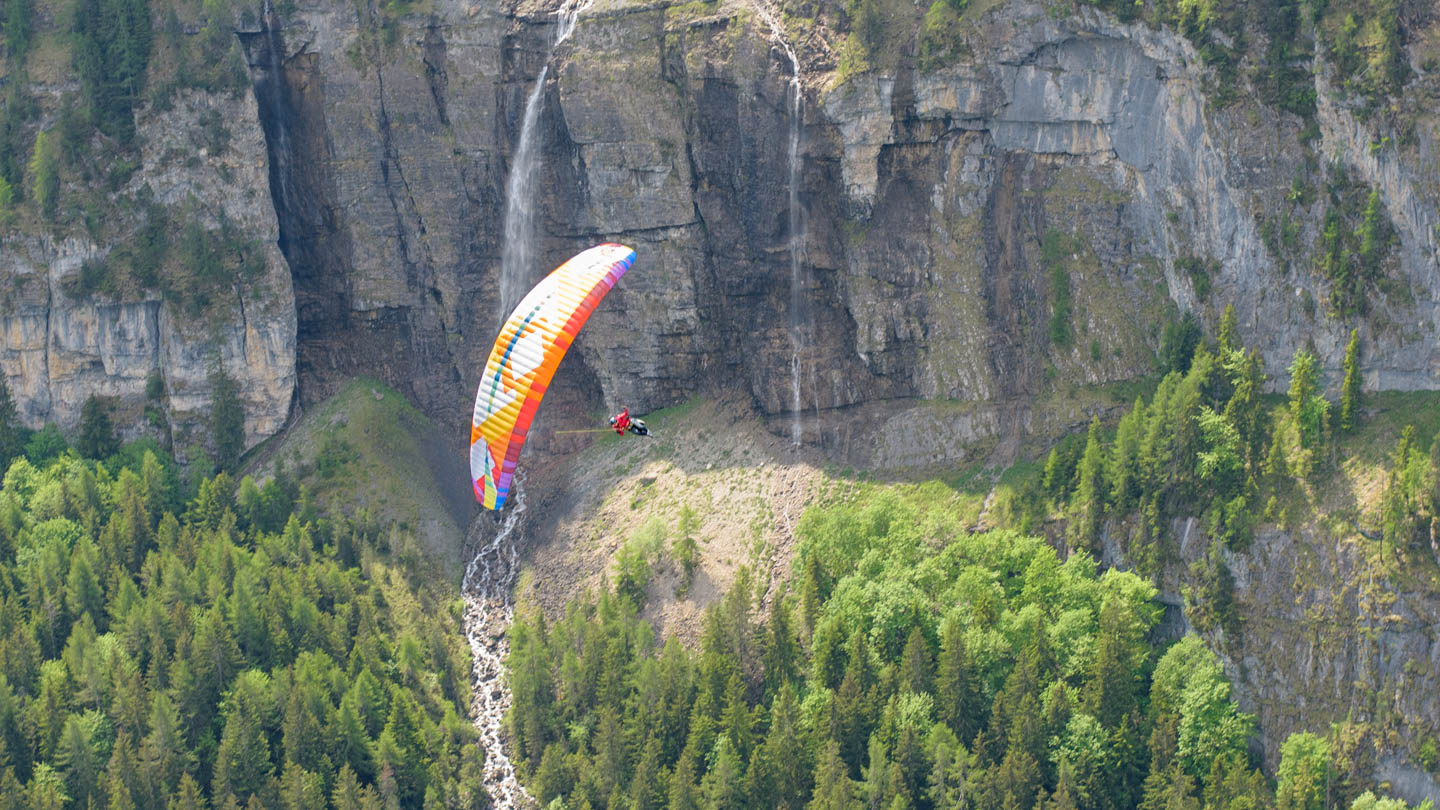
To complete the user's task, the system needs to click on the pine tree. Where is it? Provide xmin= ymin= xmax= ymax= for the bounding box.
xmin=1287 ymin=349 xmax=1328 ymax=451
xmin=936 ymin=618 xmax=983 ymax=745
xmin=669 ymin=745 xmax=702 ymax=810
xmin=764 ymin=684 xmax=813 ymax=810
xmin=702 ymin=736 xmax=747 ymax=810
xmin=5 ymin=0 xmax=33 ymax=63
xmin=209 ymin=365 xmax=245 ymax=473
xmin=1216 ymin=304 xmax=1239 ymax=358
xmin=27 ymin=129 xmax=58 ymax=220
xmin=809 ymin=739 xmax=859 ymax=810
xmin=629 ymin=738 xmax=665 ymax=810
xmin=168 ymin=774 xmax=209 ymax=810
xmin=1068 ymin=417 xmax=1107 ymax=556
xmin=897 ymin=624 xmax=933 ymax=697
xmin=1339 ymin=329 xmax=1360 ymax=432
xmin=77 ymin=395 xmax=120 ymax=459
xmin=763 ymin=596 xmax=800 ymax=698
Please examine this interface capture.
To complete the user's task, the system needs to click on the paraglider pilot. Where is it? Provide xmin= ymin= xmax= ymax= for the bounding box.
xmin=610 ymin=408 xmax=631 ymax=435
xmin=610 ymin=408 xmax=649 ymax=436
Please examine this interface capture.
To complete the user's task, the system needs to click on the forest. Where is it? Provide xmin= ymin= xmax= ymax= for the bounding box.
xmin=504 ymin=320 xmax=1440 ymax=810
xmin=0 ymin=382 xmax=490 ymax=809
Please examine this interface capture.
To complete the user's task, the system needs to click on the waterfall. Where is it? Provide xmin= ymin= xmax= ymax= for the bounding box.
xmin=463 ymin=477 xmax=529 ymax=807
xmin=497 ymin=0 xmax=592 ymax=319
xmin=786 ymin=69 xmax=807 ymax=445
xmin=774 ymin=29 xmax=807 ymax=446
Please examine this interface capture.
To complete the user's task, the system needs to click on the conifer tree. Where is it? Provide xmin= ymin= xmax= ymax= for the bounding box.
xmin=1339 ymin=329 xmax=1361 ymax=432
xmin=77 ymin=395 xmax=120 ymax=459
xmin=669 ymin=745 xmax=702 ymax=810
xmin=1068 ymin=416 xmax=1107 ymax=556
xmin=936 ymin=618 xmax=982 ymax=746
xmin=1216 ymin=304 xmax=1239 ymax=357
xmin=809 ymin=739 xmax=859 ymax=810
xmin=1287 ymin=349 xmax=1328 ymax=451
xmin=209 ymin=365 xmax=245 ymax=473
xmin=898 ymin=624 xmax=933 ymax=697
xmin=27 ymin=129 xmax=57 ymax=220
xmin=702 ymin=736 xmax=747 ymax=810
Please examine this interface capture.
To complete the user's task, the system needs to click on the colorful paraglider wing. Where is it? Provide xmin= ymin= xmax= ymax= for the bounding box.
xmin=470 ymin=243 xmax=636 ymax=509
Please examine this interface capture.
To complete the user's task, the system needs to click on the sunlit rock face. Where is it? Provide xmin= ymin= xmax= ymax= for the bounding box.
xmin=0 ymin=89 xmax=295 ymax=450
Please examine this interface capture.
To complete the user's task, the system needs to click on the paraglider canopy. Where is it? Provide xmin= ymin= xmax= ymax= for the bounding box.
xmin=470 ymin=243 xmax=636 ymax=509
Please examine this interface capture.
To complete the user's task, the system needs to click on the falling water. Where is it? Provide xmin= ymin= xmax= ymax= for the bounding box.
xmin=462 ymin=477 xmax=529 ymax=807
xmin=779 ymin=37 xmax=807 ymax=446
xmin=497 ymin=0 xmax=591 ymax=319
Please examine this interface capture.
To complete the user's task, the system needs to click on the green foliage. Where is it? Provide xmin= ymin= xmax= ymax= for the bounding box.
xmin=1317 ymin=171 xmax=1393 ymax=317
xmin=24 ymin=423 xmax=69 ymax=465
xmin=1351 ymin=792 xmax=1436 ymax=810
xmin=918 ymin=0 xmax=967 ymax=72
xmin=615 ymin=516 xmax=667 ymax=607
xmin=1276 ymin=733 xmax=1331 ymax=810
xmin=1160 ymin=311 xmax=1203 ymax=375
xmin=1339 ymin=329 xmax=1360 ymax=432
xmin=1287 ymin=349 xmax=1329 ymax=452
xmin=1068 ymin=417 xmax=1107 ymax=556
xmin=1377 ymin=425 xmax=1439 ymax=551
xmin=673 ymin=504 xmax=701 ymax=594
xmin=208 ymin=366 xmax=245 ymax=474
xmin=163 ymin=208 xmax=266 ymax=315
xmin=5 ymin=0 xmax=33 ymax=65
xmin=1314 ymin=0 xmax=1408 ymax=112
xmin=0 ymin=446 xmax=484 ymax=807
xmin=1043 ymin=230 xmax=1080 ymax=348
xmin=27 ymin=129 xmax=59 ymax=221
xmin=72 ymin=0 xmax=154 ymax=143
xmin=0 ymin=375 xmax=24 ymax=472
xmin=77 ymin=395 xmax=120 ymax=460
xmin=507 ymin=475 xmax=1283 ymax=810
xmin=0 ymin=172 xmax=13 ymax=228
xmin=1177 ymin=257 xmax=1218 ymax=301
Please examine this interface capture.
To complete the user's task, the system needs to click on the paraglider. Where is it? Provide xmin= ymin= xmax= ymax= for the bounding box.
xmin=470 ymin=243 xmax=636 ymax=510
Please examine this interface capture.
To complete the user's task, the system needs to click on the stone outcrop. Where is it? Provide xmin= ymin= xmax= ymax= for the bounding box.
xmin=0 ymin=90 xmax=295 ymax=450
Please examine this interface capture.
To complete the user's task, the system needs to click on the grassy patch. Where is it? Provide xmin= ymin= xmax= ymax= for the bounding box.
xmin=255 ymin=376 xmax=471 ymax=577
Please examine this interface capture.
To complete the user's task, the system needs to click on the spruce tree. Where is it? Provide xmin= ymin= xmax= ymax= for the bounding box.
xmin=209 ymin=365 xmax=245 ymax=473
xmin=0 ymin=374 xmax=24 ymax=470
xmin=1339 ymin=329 xmax=1361 ymax=432
xmin=78 ymin=394 xmax=120 ymax=459
xmin=1216 ymin=304 xmax=1238 ymax=357
xmin=27 ymin=129 xmax=58 ymax=220
xmin=1068 ymin=417 xmax=1107 ymax=556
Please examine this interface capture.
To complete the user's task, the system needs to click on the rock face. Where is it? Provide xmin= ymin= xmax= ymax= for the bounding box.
xmin=1157 ymin=516 xmax=1440 ymax=800
xmin=231 ymin=0 xmax=1440 ymax=462
xmin=0 ymin=89 xmax=295 ymax=450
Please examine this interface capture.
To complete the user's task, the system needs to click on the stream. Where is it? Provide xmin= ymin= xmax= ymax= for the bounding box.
xmin=462 ymin=478 xmax=531 ymax=808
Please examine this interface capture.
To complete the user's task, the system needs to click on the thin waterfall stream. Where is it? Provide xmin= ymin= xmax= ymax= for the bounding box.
xmin=756 ymin=7 xmax=808 ymax=445
xmin=498 ymin=0 xmax=591 ymax=318
xmin=466 ymin=2 xmax=591 ymax=806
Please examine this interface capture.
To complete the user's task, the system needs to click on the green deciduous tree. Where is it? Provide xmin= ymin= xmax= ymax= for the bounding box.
xmin=1275 ymin=733 xmax=1330 ymax=810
